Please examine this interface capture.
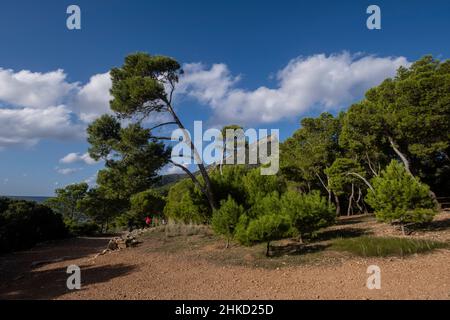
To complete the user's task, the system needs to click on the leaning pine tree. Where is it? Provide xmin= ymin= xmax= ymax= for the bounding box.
xmin=108 ymin=53 xmax=217 ymax=210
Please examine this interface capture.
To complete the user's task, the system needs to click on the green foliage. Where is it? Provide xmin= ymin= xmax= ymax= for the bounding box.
xmin=109 ymin=53 xmax=181 ymax=116
xmin=366 ymin=160 xmax=437 ymax=224
xmin=64 ymin=219 xmax=101 ymax=237
xmin=164 ymin=179 xmax=210 ymax=224
xmin=45 ymin=183 xmax=89 ymax=220
xmin=0 ymin=198 xmax=67 ymax=253
xmin=281 ymin=190 xmax=336 ymax=240
xmin=343 ymin=56 xmax=450 ymax=191
xmin=89 ymin=120 xmax=171 ymax=202
xmin=325 ymin=158 xmax=365 ymax=196
xmin=210 ymin=165 xmax=248 ymax=206
xmin=280 ymin=112 xmax=341 ymax=191
xmin=242 ymin=168 xmax=286 ymax=206
xmin=211 ymin=196 xmax=244 ymax=246
xmin=121 ymin=189 xmax=166 ymax=228
xmin=244 ymin=213 xmax=292 ymax=256
xmin=76 ymin=187 xmax=121 ymax=232
xmin=247 ymin=191 xmax=282 ymax=218
xmin=332 ymin=236 xmax=447 ymax=257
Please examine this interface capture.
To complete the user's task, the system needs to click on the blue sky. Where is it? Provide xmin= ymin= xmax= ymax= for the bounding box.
xmin=0 ymin=0 xmax=449 ymax=196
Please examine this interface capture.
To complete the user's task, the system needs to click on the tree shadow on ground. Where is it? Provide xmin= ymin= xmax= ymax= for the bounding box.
xmin=0 ymin=263 xmax=136 ymax=300
xmin=409 ymin=215 xmax=450 ymax=232
xmin=0 ymin=237 xmax=111 ymax=283
xmin=335 ymin=215 xmax=372 ymax=226
xmin=269 ymin=243 xmax=330 ymax=257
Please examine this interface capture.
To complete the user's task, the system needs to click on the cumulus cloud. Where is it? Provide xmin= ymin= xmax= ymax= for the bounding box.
xmin=71 ymin=72 xmax=113 ymax=123
xmin=60 ymin=152 xmax=98 ymax=165
xmin=0 ymin=68 xmax=112 ymax=149
xmin=178 ymin=53 xmax=410 ymax=124
xmin=0 ymin=68 xmax=77 ymax=109
xmin=0 ymin=53 xmax=410 ymax=149
xmin=0 ymin=106 xmax=84 ymax=149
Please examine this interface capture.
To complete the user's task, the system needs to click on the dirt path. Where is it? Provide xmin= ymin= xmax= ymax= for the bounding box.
xmin=1 ymin=215 xmax=449 ymax=300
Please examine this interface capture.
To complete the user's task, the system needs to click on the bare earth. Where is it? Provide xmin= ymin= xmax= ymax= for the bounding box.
xmin=1 ymin=213 xmax=449 ymax=300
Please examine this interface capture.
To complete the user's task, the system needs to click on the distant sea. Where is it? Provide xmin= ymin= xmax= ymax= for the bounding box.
xmin=2 ymin=196 xmax=52 ymax=203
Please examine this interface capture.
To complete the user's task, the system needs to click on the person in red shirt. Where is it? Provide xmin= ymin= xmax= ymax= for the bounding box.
xmin=145 ymin=216 xmax=152 ymax=227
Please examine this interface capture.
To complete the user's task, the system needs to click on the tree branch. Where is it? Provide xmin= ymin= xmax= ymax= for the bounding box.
xmin=149 ymin=122 xmax=177 ymax=131
xmin=168 ymin=160 xmax=206 ymax=194
xmin=346 ymin=172 xmax=374 ymax=193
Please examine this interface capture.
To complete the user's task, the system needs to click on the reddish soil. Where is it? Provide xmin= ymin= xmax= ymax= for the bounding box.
xmin=1 ymin=213 xmax=449 ymax=300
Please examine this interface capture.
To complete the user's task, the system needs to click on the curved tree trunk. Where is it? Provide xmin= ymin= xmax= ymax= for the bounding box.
xmin=334 ymin=194 xmax=341 ymax=216
xmin=388 ymin=136 xmax=440 ymax=208
xmin=347 ymin=183 xmax=355 ymax=216
xmin=167 ymin=105 xmax=218 ymax=210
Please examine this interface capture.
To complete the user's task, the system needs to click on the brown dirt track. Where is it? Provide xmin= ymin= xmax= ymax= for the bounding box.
xmin=1 ymin=213 xmax=449 ymax=300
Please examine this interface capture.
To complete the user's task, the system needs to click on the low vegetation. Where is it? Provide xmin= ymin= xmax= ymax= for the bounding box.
xmin=332 ymin=236 xmax=447 ymax=257
xmin=0 ymin=197 xmax=67 ymax=253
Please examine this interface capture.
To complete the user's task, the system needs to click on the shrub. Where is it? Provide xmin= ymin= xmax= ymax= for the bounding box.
xmin=164 ymin=179 xmax=210 ymax=224
xmin=211 ymin=196 xmax=244 ymax=248
xmin=281 ymin=190 xmax=336 ymax=241
xmin=247 ymin=191 xmax=282 ymax=218
xmin=210 ymin=165 xmax=248 ymax=206
xmin=244 ymin=213 xmax=291 ymax=256
xmin=242 ymin=168 xmax=286 ymax=206
xmin=0 ymin=198 xmax=67 ymax=253
xmin=124 ymin=189 xmax=166 ymax=229
xmin=365 ymin=160 xmax=437 ymax=229
xmin=65 ymin=219 xmax=101 ymax=236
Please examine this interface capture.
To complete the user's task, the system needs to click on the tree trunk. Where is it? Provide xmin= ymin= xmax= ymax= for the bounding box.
xmin=266 ymin=241 xmax=271 ymax=257
xmin=388 ymin=136 xmax=413 ymax=176
xmin=388 ymin=136 xmax=440 ymax=208
xmin=316 ymin=173 xmax=332 ymax=204
xmin=334 ymin=194 xmax=341 ymax=216
xmin=166 ymin=102 xmax=217 ymax=210
xmin=347 ymin=183 xmax=355 ymax=216
xmin=365 ymin=152 xmax=379 ymax=177
xmin=347 ymin=172 xmax=374 ymax=193
xmin=355 ymin=187 xmax=364 ymax=213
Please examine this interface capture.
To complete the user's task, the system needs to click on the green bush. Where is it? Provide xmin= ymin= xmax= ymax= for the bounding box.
xmin=210 ymin=165 xmax=248 ymax=206
xmin=211 ymin=196 xmax=244 ymax=247
xmin=64 ymin=219 xmax=101 ymax=236
xmin=366 ymin=160 xmax=437 ymax=226
xmin=247 ymin=191 xmax=282 ymax=218
xmin=0 ymin=198 xmax=67 ymax=253
xmin=124 ymin=189 xmax=166 ymax=228
xmin=242 ymin=168 xmax=286 ymax=206
xmin=164 ymin=179 xmax=210 ymax=224
xmin=281 ymin=190 xmax=336 ymax=241
xmin=244 ymin=213 xmax=291 ymax=256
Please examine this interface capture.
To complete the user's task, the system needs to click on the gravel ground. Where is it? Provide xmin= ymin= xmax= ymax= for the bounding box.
xmin=1 ymin=213 xmax=449 ymax=300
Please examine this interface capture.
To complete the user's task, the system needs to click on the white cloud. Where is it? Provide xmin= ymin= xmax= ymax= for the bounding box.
xmin=60 ymin=152 xmax=98 ymax=165
xmin=178 ymin=53 xmax=410 ymax=124
xmin=0 ymin=53 xmax=410 ymax=149
xmin=71 ymin=72 xmax=113 ymax=123
xmin=0 ymin=68 xmax=77 ymax=109
xmin=0 ymin=105 xmax=84 ymax=149
xmin=56 ymin=167 xmax=83 ymax=175
xmin=0 ymin=68 xmax=112 ymax=149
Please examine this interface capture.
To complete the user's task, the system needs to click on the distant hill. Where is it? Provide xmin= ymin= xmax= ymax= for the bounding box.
xmin=2 ymin=196 xmax=51 ymax=203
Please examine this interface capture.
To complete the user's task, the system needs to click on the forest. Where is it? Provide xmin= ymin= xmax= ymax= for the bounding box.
xmin=1 ymin=54 xmax=449 ymax=255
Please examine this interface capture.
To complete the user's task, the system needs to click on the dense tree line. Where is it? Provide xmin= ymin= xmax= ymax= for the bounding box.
xmin=38 ymin=55 xmax=449 ymax=253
